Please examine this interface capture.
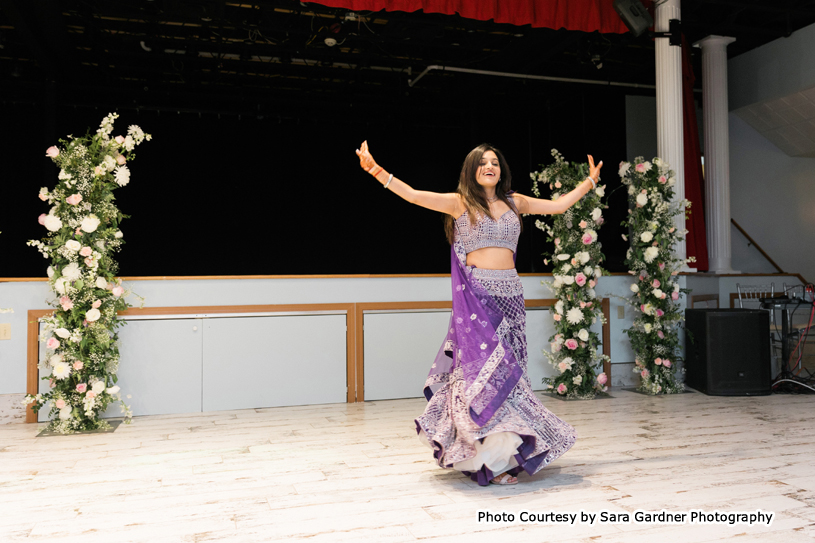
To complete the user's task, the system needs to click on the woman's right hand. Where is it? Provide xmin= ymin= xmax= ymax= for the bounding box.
xmin=356 ymin=140 xmax=379 ymax=174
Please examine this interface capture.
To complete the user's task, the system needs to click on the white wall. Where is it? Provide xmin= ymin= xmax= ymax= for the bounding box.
xmin=729 ymin=114 xmax=815 ymax=283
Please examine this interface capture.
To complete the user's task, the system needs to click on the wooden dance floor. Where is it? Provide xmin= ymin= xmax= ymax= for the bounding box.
xmin=2 ymin=389 xmax=815 ymax=542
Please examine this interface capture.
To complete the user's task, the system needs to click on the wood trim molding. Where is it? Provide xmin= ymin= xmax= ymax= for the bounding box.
xmin=26 ymin=303 xmax=356 ymax=423
xmin=690 ymin=294 xmax=719 ymax=308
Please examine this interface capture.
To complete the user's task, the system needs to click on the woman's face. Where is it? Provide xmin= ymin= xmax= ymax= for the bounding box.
xmin=475 ymin=150 xmax=501 ymax=189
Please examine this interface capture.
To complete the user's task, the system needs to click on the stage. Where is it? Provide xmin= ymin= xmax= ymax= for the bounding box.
xmin=1 ymin=389 xmax=814 ymax=542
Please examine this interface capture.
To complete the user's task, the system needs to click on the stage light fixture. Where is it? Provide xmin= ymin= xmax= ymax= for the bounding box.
xmin=613 ymin=0 xmax=653 ymax=37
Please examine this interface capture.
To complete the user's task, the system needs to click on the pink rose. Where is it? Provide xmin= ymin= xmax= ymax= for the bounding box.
xmin=75 ymin=228 xmax=82 ymax=236
xmin=579 ymin=220 xmax=587 ymax=229
xmin=589 ymin=279 xmax=596 ymax=288
xmin=668 ymin=227 xmax=675 ymax=233
xmin=553 ymin=314 xmax=562 ymax=321
xmin=92 ymin=300 xmax=102 ymax=309
xmin=636 ymin=163 xmax=646 ymax=172
xmin=79 ymin=246 xmax=92 ymax=257
xmin=639 ymin=270 xmax=648 ymax=280
xmin=565 ymin=339 xmax=578 ymax=350
xmin=59 ymin=296 xmax=73 ymax=311
xmin=554 ymin=238 xmax=560 ymax=246
xmin=658 ymin=263 xmax=665 ymax=270
xmin=641 ymin=369 xmax=650 ymax=378
xmin=116 ymin=155 xmax=126 ymax=165
xmin=551 ymin=342 xmax=561 ymax=352
xmin=66 ymin=194 xmax=82 ymax=205
xmin=543 ymin=259 xmax=549 ymax=265
xmin=652 ymin=279 xmax=660 ymax=288
xmin=671 ymin=292 xmax=679 ymax=301
xmin=86 ymin=391 xmax=96 ymax=399
xmin=112 ymin=286 xmax=124 ymax=297
xmin=47 ymin=337 xmax=60 ymax=350
xmin=55 ymin=399 xmax=66 ymax=409
xmin=582 ymin=233 xmax=593 ymax=245
xmin=46 ymin=146 xmax=59 ymax=158
xmin=659 ymin=176 xmax=667 ymax=184
xmin=49 ymin=379 xmax=55 ymax=388
xmin=656 ymin=309 xmax=664 ymax=317
xmin=596 ymin=217 xmax=604 ymax=225
xmin=663 ymin=359 xmax=672 ymax=368
xmin=76 ymin=383 xmax=87 ymax=393
xmin=640 ymin=304 xmax=646 ymax=312
xmin=571 ymin=258 xmax=578 ymax=265
xmin=38 ymin=214 xmax=46 ymax=225
xmin=587 ymin=302 xmax=593 ymax=308
xmin=39 ymin=193 xmax=48 ymax=201
xmin=557 ymin=383 xmax=567 ymax=395
xmin=597 ymin=372 xmax=608 ymax=386
xmin=575 ymin=273 xmax=587 ymax=287
xmin=655 ymin=357 xmax=663 ymax=365
xmin=84 ymin=257 xmax=95 ymax=267
xmin=579 ymin=301 xmax=586 ymax=308
xmin=73 ymin=361 xmax=83 ymax=370
xmin=115 ymin=135 xmax=125 ymax=144
xmin=657 ymin=331 xmax=664 ymax=339
xmin=94 ymin=165 xmax=105 ymax=176
xmin=555 ymin=181 xmax=562 ymax=188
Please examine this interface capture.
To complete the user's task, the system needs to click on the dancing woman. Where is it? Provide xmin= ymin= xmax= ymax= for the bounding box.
xmin=356 ymin=141 xmax=602 ymax=486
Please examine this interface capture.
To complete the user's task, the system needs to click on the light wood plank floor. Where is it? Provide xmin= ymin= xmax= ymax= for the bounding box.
xmin=2 ymin=389 xmax=815 ymax=542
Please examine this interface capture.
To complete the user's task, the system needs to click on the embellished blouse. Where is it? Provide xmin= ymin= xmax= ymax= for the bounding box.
xmin=454 ymin=197 xmax=520 ymax=254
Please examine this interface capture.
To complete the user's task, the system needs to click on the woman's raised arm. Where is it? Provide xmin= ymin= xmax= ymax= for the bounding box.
xmin=514 ymin=155 xmax=603 ymax=215
xmin=356 ymin=140 xmax=463 ymax=217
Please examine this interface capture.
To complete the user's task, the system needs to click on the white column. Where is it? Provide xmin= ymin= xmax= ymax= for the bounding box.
xmin=694 ymin=35 xmax=738 ymax=274
xmin=654 ymin=0 xmax=688 ymax=269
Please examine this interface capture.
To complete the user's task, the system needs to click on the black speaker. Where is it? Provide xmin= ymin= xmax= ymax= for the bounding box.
xmin=613 ymin=0 xmax=654 ymax=37
xmin=684 ymin=309 xmax=772 ymax=396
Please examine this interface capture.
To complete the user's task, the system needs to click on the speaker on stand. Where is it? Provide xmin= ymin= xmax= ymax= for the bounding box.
xmin=684 ymin=309 xmax=771 ymax=396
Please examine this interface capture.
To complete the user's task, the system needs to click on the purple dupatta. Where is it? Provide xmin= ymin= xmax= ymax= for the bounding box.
xmin=423 ymin=239 xmax=524 ymax=427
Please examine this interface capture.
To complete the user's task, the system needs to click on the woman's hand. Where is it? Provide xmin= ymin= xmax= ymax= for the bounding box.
xmin=588 ymin=154 xmax=603 ymax=183
xmin=356 ymin=140 xmax=379 ymax=174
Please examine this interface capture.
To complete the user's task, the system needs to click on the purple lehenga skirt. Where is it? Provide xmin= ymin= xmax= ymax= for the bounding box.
xmin=415 ymin=242 xmax=577 ymax=486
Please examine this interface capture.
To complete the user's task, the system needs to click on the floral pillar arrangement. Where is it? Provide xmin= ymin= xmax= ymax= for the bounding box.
xmin=531 ymin=150 xmax=610 ymax=399
xmin=24 ymin=113 xmax=150 ymax=433
xmin=619 ymin=157 xmax=692 ymax=394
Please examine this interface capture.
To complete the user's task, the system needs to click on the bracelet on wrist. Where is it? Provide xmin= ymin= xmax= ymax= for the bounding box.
xmin=587 ymin=176 xmax=597 ymax=189
xmin=384 ymin=173 xmax=394 ymax=189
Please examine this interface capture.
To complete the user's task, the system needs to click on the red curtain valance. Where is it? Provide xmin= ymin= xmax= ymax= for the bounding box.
xmin=309 ymin=0 xmax=630 ymax=33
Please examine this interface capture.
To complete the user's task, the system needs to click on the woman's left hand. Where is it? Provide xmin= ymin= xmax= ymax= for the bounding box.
xmin=588 ymin=155 xmax=603 ymax=183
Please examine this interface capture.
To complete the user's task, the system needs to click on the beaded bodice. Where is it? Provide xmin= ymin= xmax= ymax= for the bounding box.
xmin=454 ymin=199 xmax=520 ymax=254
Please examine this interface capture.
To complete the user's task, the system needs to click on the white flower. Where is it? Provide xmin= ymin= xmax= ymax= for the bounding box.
xmin=552 ymin=276 xmax=563 ymax=288
xmin=555 ymin=301 xmax=564 ymax=315
xmin=53 ymin=277 xmax=67 ymax=295
xmin=561 ymin=357 xmax=573 ymax=367
xmin=595 ymin=186 xmax=605 ymax=197
xmin=80 ymin=215 xmax=101 ymax=233
xmin=58 ymin=169 xmax=72 ymax=181
xmin=95 ymin=240 xmax=105 ymax=251
xmin=584 ymin=266 xmax=592 ymax=276
xmin=585 ymin=229 xmax=598 ymax=242
xmin=573 ymin=375 xmax=583 ymax=385
xmin=49 ymin=354 xmax=63 ymax=366
xmin=636 ymin=193 xmax=648 ymax=206
xmin=556 ymin=254 xmax=571 ymax=261
xmin=627 ymin=185 xmax=636 ymax=195
xmin=576 ymin=251 xmax=590 ymax=264
xmin=594 ymin=267 xmax=602 ymax=278
xmin=47 ymin=266 xmax=55 ymax=278
xmin=562 ymin=264 xmax=572 ymax=273
xmin=673 ymin=283 xmax=680 ymax=292
xmin=562 ymin=276 xmax=575 ymax=285
xmin=588 ymin=288 xmax=596 ymax=299
xmin=643 ymin=304 xmax=654 ymax=315
xmin=640 ymin=231 xmax=653 ymax=243
xmin=578 ymin=329 xmax=589 ymax=341
xmin=123 ymin=135 xmax=135 ymax=152
xmin=95 ymin=277 xmax=107 ymax=289
xmin=62 ymin=263 xmax=81 ymax=281
xmin=566 ymin=307 xmax=584 ymax=324
xmin=59 ymin=406 xmax=73 ymax=420
xmin=644 ymin=323 xmax=653 ymax=333
xmin=552 ymin=192 xmax=561 ymax=200
xmin=591 ymin=208 xmax=602 ymax=221
xmin=470 ymin=313 xmax=477 ymax=321
xmin=52 ymin=362 xmax=71 ymax=380
xmin=65 ymin=240 xmax=81 ymax=252
xmin=55 ymin=328 xmax=71 ymax=339
xmin=653 ymin=288 xmax=664 ymax=298
xmin=43 ymin=214 xmax=62 ymax=232
xmin=667 ymin=177 xmax=676 ymax=186
xmin=92 ymin=381 xmax=106 ymax=394
xmin=103 ymin=155 xmax=116 ymax=171
xmin=618 ymin=162 xmax=630 ymax=177
xmin=641 ymin=161 xmax=652 ymax=172
xmin=114 ymin=230 xmax=123 ymax=239
xmin=85 ymin=308 xmax=101 ymax=322
xmin=630 ymin=283 xmax=639 ymax=293
xmin=114 ymin=165 xmax=130 ymax=186
xmin=644 ymin=247 xmax=659 ymax=263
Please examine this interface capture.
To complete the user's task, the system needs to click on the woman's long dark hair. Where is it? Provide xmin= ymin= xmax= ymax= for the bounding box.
xmin=444 ymin=143 xmax=521 ymax=244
